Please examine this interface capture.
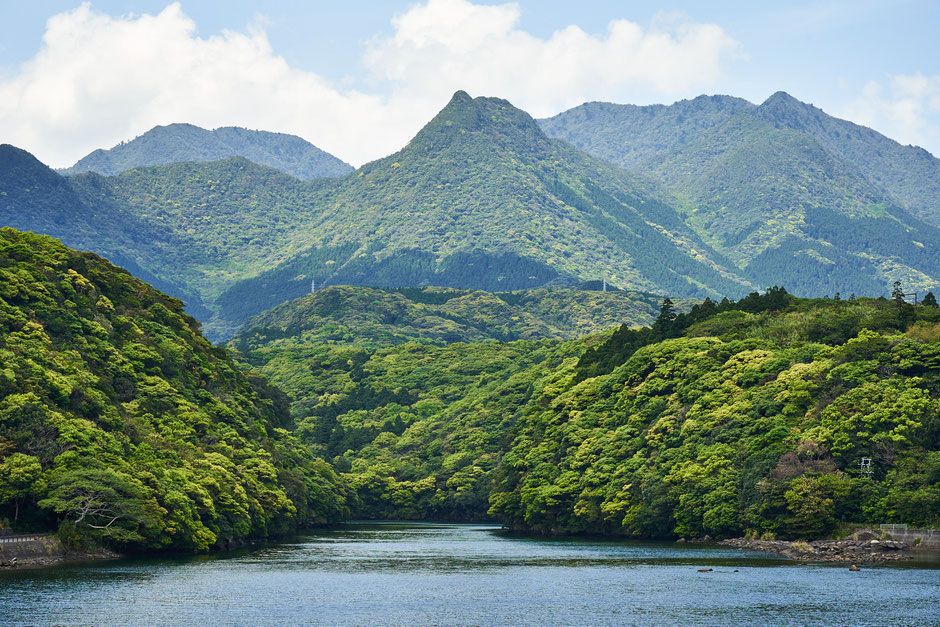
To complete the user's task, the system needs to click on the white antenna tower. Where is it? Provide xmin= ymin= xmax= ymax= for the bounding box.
xmin=603 ymin=278 xmax=607 ymax=292
xmin=311 ymin=279 xmax=316 ymax=294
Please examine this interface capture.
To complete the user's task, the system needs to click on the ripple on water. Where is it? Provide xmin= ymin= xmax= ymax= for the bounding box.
xmin=0 ymin=523 xmax=937 ymax=626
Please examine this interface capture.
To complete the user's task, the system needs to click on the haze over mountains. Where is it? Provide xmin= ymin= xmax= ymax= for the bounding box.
xmin=62 ymin=123 xmax=354 ymax=180
xmin=540 ymin=92 xmax=940 ymax=228
xmin=2 ymin=89 xmax=938 ymax=341
xmin=541 ymin=92 xmax=940 ymax=297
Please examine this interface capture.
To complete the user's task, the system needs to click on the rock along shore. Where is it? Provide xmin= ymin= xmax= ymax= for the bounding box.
xmin=719 ymin=531 xmax=912 ymax=563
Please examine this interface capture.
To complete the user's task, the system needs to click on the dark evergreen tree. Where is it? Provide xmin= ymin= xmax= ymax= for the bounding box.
xmin=892 ymin=280 xmax=905 ymax=307
xmin=654 ymin=298 xmax=677 ymax=337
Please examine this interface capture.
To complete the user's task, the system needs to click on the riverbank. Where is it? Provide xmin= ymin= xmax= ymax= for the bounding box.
xmin=0 ymin=535 xmax=120 ymax=569
xmin=719 ymin=531 xmax=914 ymax=563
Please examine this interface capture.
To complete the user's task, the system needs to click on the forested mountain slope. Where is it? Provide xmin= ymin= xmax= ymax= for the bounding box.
xmin=231 ymin=285 xmax=693 ymax=352
xmin=67 ymin=157 xmax=329 ymax=309
xmin=538 ymin=94 xmax=753 ymax=169
xmin=540 ymin=92 xmax=940 ymax=296
xmin=0 ymin=144 xmax=213 ymax=319
xmin=635 ymin=113 xmax=940 ymax=296
xmin=234 ymin=286 xmax=940 ymax=536
xmin=0 ymin=228 xmax=348 ymax=550
xmin=62 ymin=123 xmax=353 ymax=180
xmin=0 ymin=147 xmax=334 ymax=338
xmin=541 ymin=91 xmax=940 ymax=227
xmin=756 ymin=91 xmax=940 ymax=227
xmin=214 ymin=91 xmax=752 ymax=328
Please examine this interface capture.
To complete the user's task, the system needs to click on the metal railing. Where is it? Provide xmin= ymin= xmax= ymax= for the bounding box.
xmin=0 ymin=533 xmax=53 ymax=544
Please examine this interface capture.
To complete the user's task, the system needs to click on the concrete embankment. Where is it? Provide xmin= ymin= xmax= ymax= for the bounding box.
xmin=0 ymin=534 xmax=65 ymax=567
xmin=877 ymin=525 xmax=940 ymax=549
xmin=0 ymin=534 xmax=117 ymax=568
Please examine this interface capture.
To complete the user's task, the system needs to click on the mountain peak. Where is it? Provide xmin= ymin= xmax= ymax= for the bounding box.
xmin=757 ymin=90 xmax=826 ymax=130
xmin=761 ymin=90 xmax=800 ymax=106
xmin=148 ymin=122 xmax=202 ymax=134
xmin=404 ymin=91 xmax=549 ymax=157
xmin=449 ymin=90 xmax=473 ymax=105
xmin=62 ymin=124 xmax=353 ymax=180
xmin=0 ymin=143 xmax=43 ymax=165
xmin=759 ymin=91 xmax=819 ymax=116
xmin=0 ymin=144 xmax=64 ymax=185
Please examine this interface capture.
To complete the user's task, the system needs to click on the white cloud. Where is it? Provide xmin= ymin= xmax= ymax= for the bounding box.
xmin=843 ymin=74 xmax=940 ymax=157
xmin=0 ymin=1 xmax=742 ymax=168
xmin=365 ymin=0 xmax=742 ymax=117
xmin=0 ymin=3 xmax=406 ymax=168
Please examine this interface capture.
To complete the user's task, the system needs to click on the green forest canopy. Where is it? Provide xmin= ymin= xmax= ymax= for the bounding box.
xmin=0 ymin=228 xmax=348 ymax=551
xmin=238 ymin=286 xmax=940 ymax=538
xmin=1 ymin=227 xmax=937 ymax=548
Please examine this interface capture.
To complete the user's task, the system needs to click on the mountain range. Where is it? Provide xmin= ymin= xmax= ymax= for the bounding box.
xmin=61 ymin=123 xmax=354 ymax=180
xmin=2 ymin=89 xmax=938 ymax=341
xmin=541 ymin=92 xmax=940 ymax=297
xmin=540 ymin=92 xmax=940 ymax=228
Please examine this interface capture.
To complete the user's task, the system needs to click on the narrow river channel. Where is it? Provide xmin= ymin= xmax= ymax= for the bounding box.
xmin=1 ymin=522 xmax=937 ymax=625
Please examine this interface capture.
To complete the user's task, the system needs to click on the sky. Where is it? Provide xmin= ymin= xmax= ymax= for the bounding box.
xmin=1 ymin=0 xmax=938 ymax=168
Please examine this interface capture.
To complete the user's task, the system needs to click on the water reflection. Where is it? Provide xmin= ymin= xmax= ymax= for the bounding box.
xmin=0 ymin=522 xmax=937 ymax=626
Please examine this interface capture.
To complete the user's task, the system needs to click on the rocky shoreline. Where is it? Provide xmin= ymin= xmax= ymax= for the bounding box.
xmin=718 ymin=531 xmax=912 ymax=563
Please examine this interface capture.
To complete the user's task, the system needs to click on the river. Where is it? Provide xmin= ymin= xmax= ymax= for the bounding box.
xmin=1 ymin=522 xmax=937 ymax=625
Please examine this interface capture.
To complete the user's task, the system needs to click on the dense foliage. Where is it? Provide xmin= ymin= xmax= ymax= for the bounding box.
xmin=235 ymin=283 xmax=939 ymax=538
xmin=1 ymin=228 xmax=935 ymax=542
xmin=0 ymin=229 xmax=349 ymax=551
xmin=490 ymin=294 xmax=940 ymax=538
xmin=230 ymin=285 xmax=688 ymax=519
xmin=232 ymin=285 xmax=690 ymax=352
xmin=62 ymin=123 xmax=353 ymax=180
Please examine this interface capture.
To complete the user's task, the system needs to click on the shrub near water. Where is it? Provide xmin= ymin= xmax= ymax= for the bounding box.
xmin=0 ymin=228 xmax=348 ymax=550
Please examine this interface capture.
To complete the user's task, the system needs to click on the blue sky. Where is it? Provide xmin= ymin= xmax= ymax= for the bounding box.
xmin=1 ymin=1 xmax=938 ymax=166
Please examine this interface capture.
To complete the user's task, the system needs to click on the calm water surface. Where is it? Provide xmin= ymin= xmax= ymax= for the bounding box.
xmin=0 ymin=522 xmax=937 ymax=626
